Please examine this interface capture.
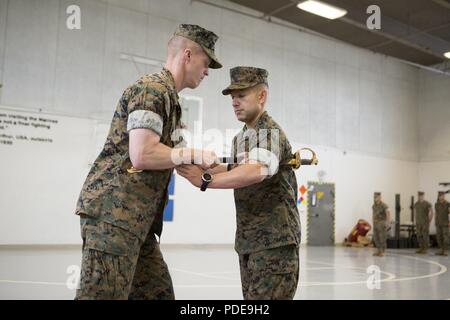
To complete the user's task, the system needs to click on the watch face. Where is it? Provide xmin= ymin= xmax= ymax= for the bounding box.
xmin=203 ymin=173 xmax=212 ymax=182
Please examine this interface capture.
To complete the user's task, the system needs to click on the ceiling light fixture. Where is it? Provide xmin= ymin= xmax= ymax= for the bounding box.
xmin=297 ymin=0 xmax=347 ymax=20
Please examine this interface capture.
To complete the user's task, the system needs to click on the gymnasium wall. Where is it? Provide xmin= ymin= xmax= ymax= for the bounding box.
xmin=417 ymin=70 xmax=450 ymax=234
xmin=0 ymin=0 xmax=447 ymax=245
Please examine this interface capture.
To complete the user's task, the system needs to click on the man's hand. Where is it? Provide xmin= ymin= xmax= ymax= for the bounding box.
xmin=176 ymin=165 xmax=204 ymax=188
xmin=194 ymin=149 xmax=219 ymax=170
xmin=174 ymin=148 xmax=219 ymax=170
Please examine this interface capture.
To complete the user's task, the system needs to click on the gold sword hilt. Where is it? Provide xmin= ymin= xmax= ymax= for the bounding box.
xmin=127 ymin=166 xmax=143 ymax=173
xmin=287 ymin=148 xmax=318 ymax=170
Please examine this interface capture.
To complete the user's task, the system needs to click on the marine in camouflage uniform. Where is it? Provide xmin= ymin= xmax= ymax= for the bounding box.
xmin=177 ymin=67 xmax=301 ymax=300
xmin=414 ymin=192 xmax=432 ymax=254
xmin=74 ymin=24 xmax=222 ymax=300
xmin=372 ymin=192 xmax=390 ymax=257
xmin=435 ymin=191 xmax=450 ymax=256
xmin=232 ymin=115 xmax=300 ymax=300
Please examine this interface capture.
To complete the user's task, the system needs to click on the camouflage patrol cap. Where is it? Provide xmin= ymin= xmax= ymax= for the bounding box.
xmin=374 ymin=192 xmax=381 ymax=196
xmin=173 ymin=24 xmax=222 ymax=69
xmin=222 ymin=66 xmax=268 ymax=95
xmin=418 ymin=191 xmax=425 ymax=196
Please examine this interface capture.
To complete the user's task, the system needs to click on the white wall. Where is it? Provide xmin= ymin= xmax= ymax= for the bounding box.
xmin=0 ymin=106 xmax=94 ymax=244
xmin=417 ymin=70 xmax=450 ymax=233
xmin=0 ymin=0 xmax=447 ymax=245
xmin=418 ymin=70 xmax=450 ymax=162
xmin=0 ymin=0 xmax=420 ymax=160
xmin=0 ymin=116 xmax=419 ymax=244
xmin=164 ymin=144 xmax=419 ymax=245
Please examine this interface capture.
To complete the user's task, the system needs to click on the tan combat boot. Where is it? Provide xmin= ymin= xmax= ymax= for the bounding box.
xmin=373 ymin=250 xmax=383 ymax=257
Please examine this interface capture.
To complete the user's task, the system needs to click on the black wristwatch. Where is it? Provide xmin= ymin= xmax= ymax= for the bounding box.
xmin=200 ymin=172 xmax=213 ymax=191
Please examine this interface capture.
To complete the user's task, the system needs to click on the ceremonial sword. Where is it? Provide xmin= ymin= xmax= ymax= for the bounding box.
xmin=127 ymin=148 xmax=318 ymax=173
xmin=217 ymin=147 xmax=318 ymax=169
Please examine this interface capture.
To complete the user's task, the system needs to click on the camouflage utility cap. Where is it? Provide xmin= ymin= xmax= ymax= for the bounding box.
xmin=173 ymin=24 xmax=222 ymax=69
xmin=222 ymin=66 xmax=268 ymax=95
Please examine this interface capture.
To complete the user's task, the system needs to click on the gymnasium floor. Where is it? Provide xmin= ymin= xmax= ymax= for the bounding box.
xmin=0 ymin=245 xmax=449 ymax=300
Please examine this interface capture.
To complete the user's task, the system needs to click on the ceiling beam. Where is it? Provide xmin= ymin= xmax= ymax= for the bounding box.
xmin=338 ymin=16 xmax=446 ymax=60
xmin=198 ymin=0 xmax=449 ymax=66
xmin=431 ymin=0 xmax=450 ymax=10
xmin=367 ymin=21 xmax=450 ymax=50
xmin=311 ymin=0 xmax=450 ymax=61
xmin=261 ymin=2 xmax=298 ymax=19
xmin=286 ymin=0 xmax=448 ymax=60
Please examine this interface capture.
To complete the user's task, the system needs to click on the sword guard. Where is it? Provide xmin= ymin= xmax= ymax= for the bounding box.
xmin=127 ymin=166 xmax=143 ymax=174
xmin=288 ymin=148 xmax=318 ymax=169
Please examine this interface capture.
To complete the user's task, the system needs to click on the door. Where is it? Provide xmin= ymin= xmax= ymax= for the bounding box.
xmin=307 ymin=182 xmax=335 ymax=246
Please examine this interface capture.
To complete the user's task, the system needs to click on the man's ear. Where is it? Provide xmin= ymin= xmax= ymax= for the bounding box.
xmin=183 ymin=48 xmax=192 ymax=64
xmin=259 ymin=88 xmax=268 ymax=105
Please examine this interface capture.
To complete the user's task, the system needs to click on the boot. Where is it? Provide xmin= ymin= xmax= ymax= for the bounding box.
xmin=416 ymin=248 xmax=424 ymax=254
xmin=435 ymin=249 xmax=446 ymax=256
xmin=373 ymin=250 xmax=383 ymax=257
